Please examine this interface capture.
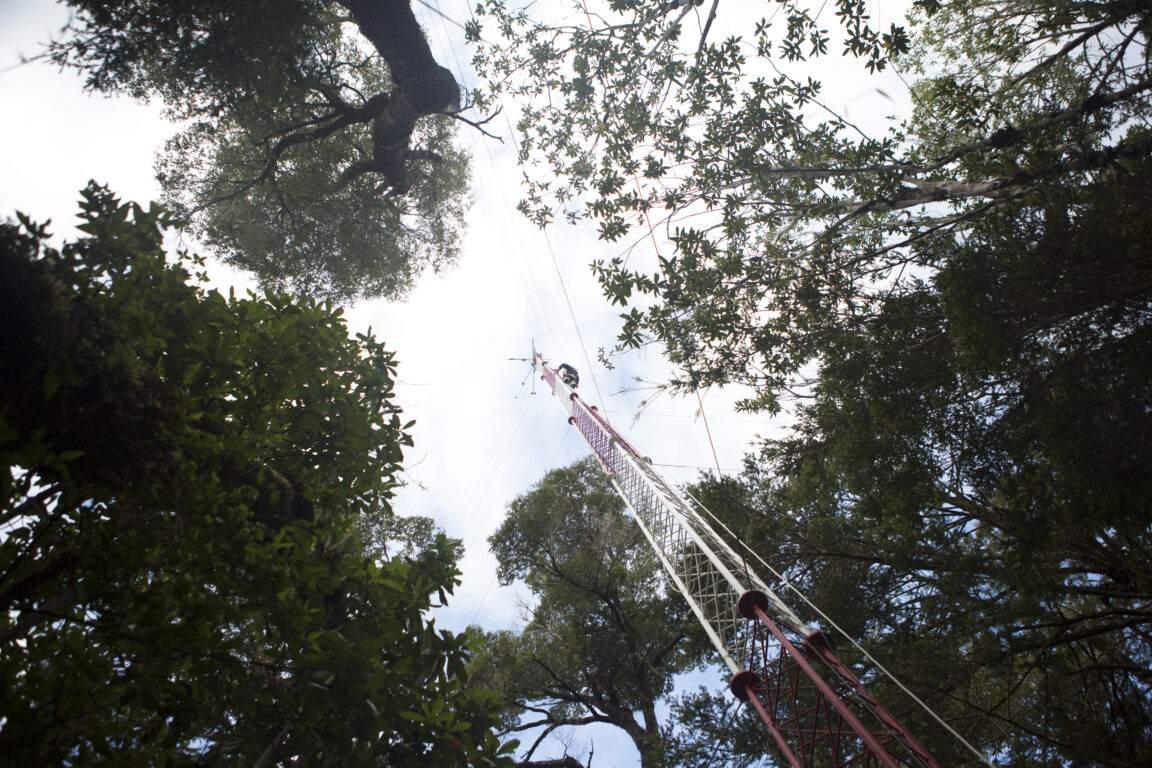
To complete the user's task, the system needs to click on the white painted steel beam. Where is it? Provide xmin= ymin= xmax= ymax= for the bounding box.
xmin=534 ymin=355 xmax=811 ymax=672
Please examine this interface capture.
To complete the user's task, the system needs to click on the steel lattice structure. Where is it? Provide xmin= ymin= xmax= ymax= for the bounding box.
xmin=535 ymin=355 xmax=940 ymax=768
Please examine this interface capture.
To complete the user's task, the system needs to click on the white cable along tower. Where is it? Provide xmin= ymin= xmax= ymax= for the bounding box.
xmin=534 ymin=353 xmax=941 ymax=768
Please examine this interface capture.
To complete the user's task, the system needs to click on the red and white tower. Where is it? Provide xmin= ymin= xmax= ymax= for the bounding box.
xmin=535 ymin=354 xmax=940 ymax=768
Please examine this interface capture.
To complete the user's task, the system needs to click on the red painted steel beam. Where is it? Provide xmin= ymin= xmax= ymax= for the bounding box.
xmin=732 ymin=670 xmax=805 ymax=768
xmin=740 ymin=591 xmax=902 ymax=768
xmin=803 ymin=634 xmax=940 ymax=768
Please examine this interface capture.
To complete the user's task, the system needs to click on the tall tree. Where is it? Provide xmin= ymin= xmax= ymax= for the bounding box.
xmin=687 ymin=437 xmax=1152 ymax=765
xmin=470 ymin=458 xmax=708 ymax=768
xmin=52 ymin=0 xmax=477 ymax=301
xmin=0 ymin=184 xmax=510 ymax=766
xmin=472 ymin=3 xmax=1152 ymax=762
xmin=473 ymin=0 xmax=1151 ymax=405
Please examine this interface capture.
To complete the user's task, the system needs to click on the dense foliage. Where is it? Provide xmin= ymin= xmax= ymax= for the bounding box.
xmin=14 ymin=0 xmax=1150 ymax=764
xmin=471 ymin=459 xmax=707 ymax=768
xmin=474 ymin=0 xmax=1151 ymax=405
xmin=475 ymin=0 xmax=1152 ymax=764
xmin=0 ymin=185 xmax=508 ymax=766
xmin=687 ymin=421 xmax=1152 ymax=765
xmin=53 ymin=0 xmax=470 ymax=302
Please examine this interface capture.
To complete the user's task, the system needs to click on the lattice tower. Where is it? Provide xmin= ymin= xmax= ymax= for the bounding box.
xmin=535 ymin=354 xmax=940 ymax=768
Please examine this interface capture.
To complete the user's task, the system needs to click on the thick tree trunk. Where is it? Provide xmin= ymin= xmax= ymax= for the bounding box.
xmin=337 ymin=0 xmax=460 ymax=195
xmin=606 ymin=708 xmax=664 ymax=768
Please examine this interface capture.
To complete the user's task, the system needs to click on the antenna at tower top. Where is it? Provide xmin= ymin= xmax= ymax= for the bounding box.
xmin=506 ymin=339 xmax=538 ymax=394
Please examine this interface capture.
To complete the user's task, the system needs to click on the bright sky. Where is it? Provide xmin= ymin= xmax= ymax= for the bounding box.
xmin=0 ymin=1 xmax=911 ymax=763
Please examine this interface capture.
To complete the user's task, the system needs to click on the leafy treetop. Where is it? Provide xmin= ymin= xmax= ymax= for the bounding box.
xmin=471 ymin=458 xmax=708 ymax=768
xmin=52 ymin=0 xmax=476 ymax=302
xmin=0 ymin=183 xmax=511 ymax=767
xmin=473 ymin=0 xmax=1151 ymax=409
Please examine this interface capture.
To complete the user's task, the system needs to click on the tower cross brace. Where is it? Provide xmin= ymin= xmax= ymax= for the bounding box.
xmin=535 ymin=355 xmax=939 ymax=768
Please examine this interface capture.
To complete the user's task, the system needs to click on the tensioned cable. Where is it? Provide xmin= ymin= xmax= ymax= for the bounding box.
xmin=414 ymin=3 xmax=557 ymax=363
xmin=467 ymin=571 xmax=499 ymax=626
xmin=653 ymin=461 xmax=741 ymax=473
xmin=429 ymin=0 xmax=605 ymax=405
xmin=525 ymin=9 xmax=988 ymax=761
xmin=571 ymin=2 xmax=730 ymax=469
xmin=694 ymin=389 xmax=722 ymax=476
xmin=466 ymin=421 xmax=576 ymax=627
xmin=416 ymin=0 xmax=565 ymax=491
xmin=420 ymin=0 xmax=562 ymax=356
xmin=416 ymin=1 xmax=611 ymax=634
xmin=603 ymin=409 xmax=772 ymax=424
xmin=459 ymin=399 xmax=551 ymax=549
xmin=682 ymin=486 xmax=996 ymax=768
xmin=540 ymin=225 xmax=606 ymax=407
xmin=417 ymin=0 xmax=468 ymax=33
xmin=451 ymin=3 xmax=993 ymax=765
xmin=465 ymin=401 xmax=570 ymax=627
xmin=625 ymin=90 xmax=722 ymax=477
xmin=490 ymin=100 xmax=606 ymax=406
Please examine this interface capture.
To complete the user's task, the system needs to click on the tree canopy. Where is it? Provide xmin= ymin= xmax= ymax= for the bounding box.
xmin=52 ymin=0 xmax=473 ymax=302
xmin=0 ymin=184 xmax=509 ymax=766
xmin=473 ymin=0 xmax=1151 ymax=406
xmin=686 ymin=443 xmax=1152 ymax=765
xmin=470 ymin=458 xmax=708 ymax=768
xmin=473 ymin=0 xmax=1152 ymax=764
xmin=16 ymin=0 xmax=1151 ymax=763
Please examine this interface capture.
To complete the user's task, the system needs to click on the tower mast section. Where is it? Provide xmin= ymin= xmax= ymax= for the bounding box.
xmin=534 ymin=354 xmax=940 ymax=768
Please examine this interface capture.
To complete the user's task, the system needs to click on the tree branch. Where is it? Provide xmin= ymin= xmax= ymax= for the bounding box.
xmin=336 ymin=0 xmax=462 ymax=194
xmin=451 ymin=106 xmax=505 ymax=142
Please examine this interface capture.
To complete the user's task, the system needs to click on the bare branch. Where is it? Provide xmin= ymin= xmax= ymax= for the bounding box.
xmin=451 ymin=107 xmax=506 ymax=142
